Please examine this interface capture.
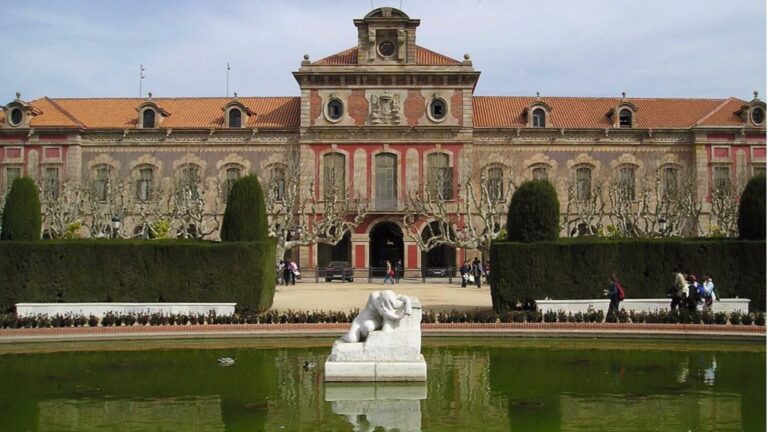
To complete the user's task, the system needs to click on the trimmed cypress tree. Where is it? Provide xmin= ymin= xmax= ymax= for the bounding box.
xmin=1 ymin=177 xmax=42 ymax=241
xmin=220 ymin=175 xmax=268 ymax=241
xmin=737 ymin=174 xmax=766 ymax=240
xmin=506 ymin=180 xmax=560 ymax=242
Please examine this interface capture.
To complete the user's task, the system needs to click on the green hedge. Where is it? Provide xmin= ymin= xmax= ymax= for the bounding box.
xmin=0 ymin=239 xmax=276 ymax=313
xmin=221 ymin=175 xmax=268 ymax=242
xmin=1 ymin=177 xmax=41 ymax=241
xmin=490 ymin=239 xmax=766 ymax=312
xmin=506 ymin=180 xmax=560 ymax=242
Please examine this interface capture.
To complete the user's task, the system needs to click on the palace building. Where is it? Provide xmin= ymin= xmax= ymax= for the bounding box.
xmin=1 ymin=7 xmax=765 ymax=274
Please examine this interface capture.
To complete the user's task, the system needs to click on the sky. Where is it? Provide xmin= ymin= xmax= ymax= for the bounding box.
xmin=0 ymin=0 xmax=765 ymax=101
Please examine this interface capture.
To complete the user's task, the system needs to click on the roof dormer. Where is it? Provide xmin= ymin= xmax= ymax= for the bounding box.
xmin=1 ymin=92 xmax=42 ymax=129
xmin=136 ymin=93 xmax=170 ymax=128
xmin=736 ymin=91 xmax=766 ymax=127
xmin=353 ymin=7 xmax=420 ymax=64
xmin=607 ymin=92 xmax=638 ymax=128
xmin=222 ymin=96 xmax=254 ymax=128
xmin=523 ymin=93 xmax=553 ymax=128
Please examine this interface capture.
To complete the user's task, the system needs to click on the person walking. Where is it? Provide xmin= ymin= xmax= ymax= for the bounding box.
xmin=383 ymin=259 xmax=395 ymax=285
xmin=700 ymin=273 xmax=720 ymax=312
xmin=605 ymin=273 xmax=622 ymax=318
xmin=670 ymin=268 xmax=686 ymax=311
xmin=459 ymin=260 xmax=471 ymax=287
xmin=282 ymin=259 xmax=291 ymax=286
xmin=471 ymin=257 xmax=483 ymax=288
xmin=288 ymin=260 xmax=298 ymax=285
xmin=395 ymin=259 xmax=402 ymax=283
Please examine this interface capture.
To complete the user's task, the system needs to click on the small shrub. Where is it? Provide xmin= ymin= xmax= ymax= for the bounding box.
xmin=87 ymin=315 xmax=99 ymax=327
xmin=741 ymin=313 xmax=754 ymax=325
xmin=714 ymin=312 xmax=728 ymax=325
xmin=73 ymin=315 xmax=87 ymax=327
xmin=543 ymin=310 xmax=557 ymax=323
xmin=62 ymin=314 xmax=74 ymax=327
xmin=556 ymin=310 xmax=568 ymax=323
xmin=525 ymin=310 xmax=542 ymax=323
xmin=121 ymin=314 xmax=137 ymax=327
xmin=755 ymin=313 xmax=766 ymax=326
xmin=101 ymin=313 xmax=117 ymax=327
xmin=511 ymin=311 xmax=525 ymax=323
xmin=573 ymin=312 xmax=584 ymax=323
xmin=701 ymin=311 xmax=715 ymax=325
xmin=728 ymin=311 xmax=742 ymax=325
xmin=136 ymin=313 xmax=150 ymax=326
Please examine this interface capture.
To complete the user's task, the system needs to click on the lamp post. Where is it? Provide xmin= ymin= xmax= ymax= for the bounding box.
xmin=111 ymin=216 xmax=121 ymax=239
xmin=658 ymin=217 xmax=668 ymax=236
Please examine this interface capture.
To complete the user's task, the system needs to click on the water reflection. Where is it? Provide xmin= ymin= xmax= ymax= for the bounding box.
xmin=325 ymin=383 xmax=426 ymax=432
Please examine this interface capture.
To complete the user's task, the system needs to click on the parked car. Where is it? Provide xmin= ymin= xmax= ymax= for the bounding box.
xmin=325 ymin=261 xmax=354 ymax=282
xmin=425 ymin=267 xmax=450 ymax=277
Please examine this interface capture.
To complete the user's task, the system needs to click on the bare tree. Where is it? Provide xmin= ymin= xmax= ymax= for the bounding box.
xmin=402 ymin=166 xmax=515 ymax=257
xmin=168 ymin=173 xmax=221 ymax=240
xmin=83 ymin=169 xmax=131 ymax=238
xmin=266 ymin=145 xmax=368 ymax=264
xmin=40 ymin=177 xmax=87 ymax=239
xmin=708 ymin=170 xmax=748 ymax=237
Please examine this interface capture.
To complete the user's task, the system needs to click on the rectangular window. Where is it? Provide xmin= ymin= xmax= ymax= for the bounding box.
xmin=661 ymin=167 xmax=678 ymax=200
xmin=753 ymin=165 xmax=766 ymax=177
xmin=224 ymin=167 xmax=241 ymax=202
xmin=136 ymin=168 xmax=153 ymax=201
xmin=576 ymin=167 xmax=592 ymax=201
xmin=93 ymin=167 xmax=110 ymax=201
xmin=181 ymin=165 xmax=201 ymax=201
xmin=4 ymin=166 xmax=21 ymax=195
xmin=617 ymin=166 xmax=636 ymax=201
xmin=270 ymin=167 xmax=286 ymax=201
xmin=487 ymin=168 xmax=504 ymax=202
xmin=323 ymin=153 xmax=346 ymax=200
xmin=713 ymin=166 xmax=731 ymax=193
xmin=532 ymin=166 xmax=548 ymax=181
xmin=427 ymin=154 xmax=452 ymax=200
xmin=43 ymin=166 xmax=61 ymax=200
xmin=375 ymin=154 xmax=397 ymax=210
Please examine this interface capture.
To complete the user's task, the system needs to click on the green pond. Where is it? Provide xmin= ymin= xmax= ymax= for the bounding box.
xmin=0 ymin=338 xmax=763 ymax=431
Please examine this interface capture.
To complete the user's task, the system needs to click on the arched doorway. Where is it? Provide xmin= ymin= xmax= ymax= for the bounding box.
xmin=421 ymin=221 xmax=456 ymax=275
xmin=369 ymin=221 xmax=404 ymax=275
xmin=317 ymin=231 xmax=352 ymax=268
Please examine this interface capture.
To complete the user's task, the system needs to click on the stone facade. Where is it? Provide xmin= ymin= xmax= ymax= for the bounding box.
xmin=0 ymin=7 xmax=765 ymax=273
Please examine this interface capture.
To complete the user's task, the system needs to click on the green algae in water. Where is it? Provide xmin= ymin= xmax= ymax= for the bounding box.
xmin=0 ymin=338 xmax=763 ymax=431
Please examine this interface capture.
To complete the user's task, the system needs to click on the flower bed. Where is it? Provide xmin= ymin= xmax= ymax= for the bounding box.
xmin=1 ymin=308 xmax=765 ymax=329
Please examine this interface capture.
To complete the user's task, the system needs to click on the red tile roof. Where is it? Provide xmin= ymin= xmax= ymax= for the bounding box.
xmin=16 ymin=97 xmax=301 ymax=129
xmin=472 ymin=96 xmax=747 ymax=129
xmin=313 ymin=45 xmax=461 ymax=66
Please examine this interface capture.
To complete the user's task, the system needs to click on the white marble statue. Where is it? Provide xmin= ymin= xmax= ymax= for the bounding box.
xmin=342 ymin=290 xmax=412 ymax=343
xmin=325 ymin=290 xmax=426 ymax=381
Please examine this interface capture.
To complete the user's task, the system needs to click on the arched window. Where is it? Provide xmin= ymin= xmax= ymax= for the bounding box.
xmin=136 ymin=166 xmax=154 ymax=201
xmin=619 ymin=109 xmax=632 ymax=128
xmin=375 ymin=153 xmax=397 ymax=210
xmin=532 ymin=164 xmax=548 ymax=181
xmin=427 ymin=153 xmax=452 ymax=200
xmin=228 ymin=109 xmax=242 ymax=128
xmin=532 ymin=108 xmax=546 ymax=127
xmin=269 ymin=165 xmax=286 ymax=201
xmin=660 ymin=165 xmax=679 ymax=200
xmin=576 ymin=166 xmax=592 ymax=201
xmin=92 ymin=165 xmax=112 ymax=201
xmin=323 ymin=153 xmax=346 ymax=199
xmin=487 ymin=167 xmax=504 ymax=202
xmin=142 ymin=109 xmax=156 ymax=128
xmin=617 ymin=165 xmax=636 ymax=201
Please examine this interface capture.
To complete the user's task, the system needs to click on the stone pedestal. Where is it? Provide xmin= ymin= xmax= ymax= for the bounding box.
xmin=325 ymin=296 xmax=426 ymax=382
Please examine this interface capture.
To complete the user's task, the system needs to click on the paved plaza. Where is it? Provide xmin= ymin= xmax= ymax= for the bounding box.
xmin=272 ymin=280 xmax=492 ymax=312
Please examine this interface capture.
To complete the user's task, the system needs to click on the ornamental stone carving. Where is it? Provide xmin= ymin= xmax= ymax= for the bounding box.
xmin=370 ymin=92 xmax=402 ymax=125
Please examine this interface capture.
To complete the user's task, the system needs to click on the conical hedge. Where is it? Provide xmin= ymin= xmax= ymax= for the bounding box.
xmin=737 ymin=174 xmax=766 ymax=240
xmin=221 ymin=175 xmax=268 ymax=241
xmin=506 ymin=180 xmax=560 ymax=242
xmin=1 ymin=177 xmax=42 ymax=241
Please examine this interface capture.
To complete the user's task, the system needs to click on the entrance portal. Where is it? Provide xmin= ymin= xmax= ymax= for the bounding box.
xmin=317 ymin=231 xmax=352 ymax=268
xmin=369 ymin=221 xmax=404 ymax=275
xmin=420 ymin=221 xmax=456 ymax=275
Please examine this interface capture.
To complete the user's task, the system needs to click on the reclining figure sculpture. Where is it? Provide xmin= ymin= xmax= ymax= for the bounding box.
xmin=342 ymin=290 xmax=412 ymax=343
